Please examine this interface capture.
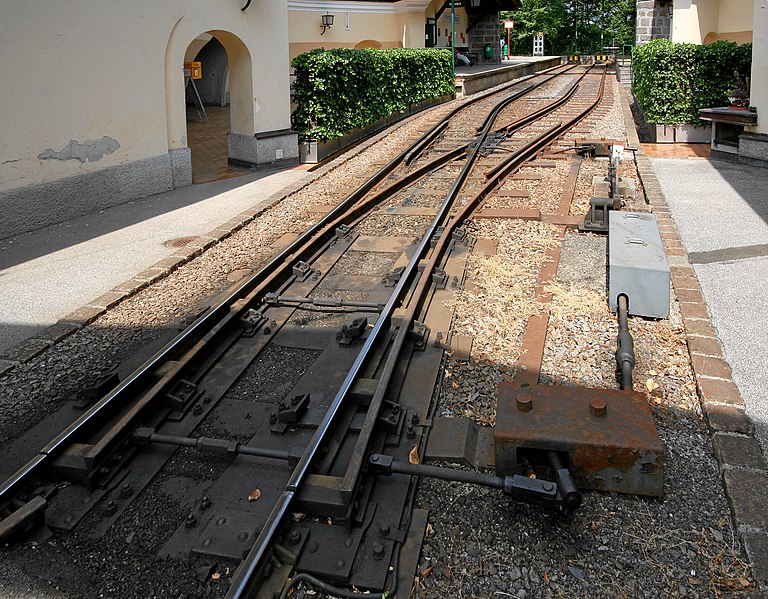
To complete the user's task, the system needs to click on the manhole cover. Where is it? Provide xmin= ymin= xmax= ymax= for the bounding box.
xmin=164 ymin=236 xmax=198 ymax=248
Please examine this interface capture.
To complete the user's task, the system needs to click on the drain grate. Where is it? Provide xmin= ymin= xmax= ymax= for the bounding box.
xmin=164 ymin=236 xmax=198 ymax=249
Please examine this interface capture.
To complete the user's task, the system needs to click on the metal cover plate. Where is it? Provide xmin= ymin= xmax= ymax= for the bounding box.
xmin=609 ymin=211 xmax=670 ymax=318
xmin=495 ymin=382 xmax=664 ymax=497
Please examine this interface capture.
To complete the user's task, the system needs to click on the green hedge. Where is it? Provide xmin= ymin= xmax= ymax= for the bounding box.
xmin=633 ymin=39 xmax=752 ymax=125
xmin=291 ymin=48 xmax=455 ymax=142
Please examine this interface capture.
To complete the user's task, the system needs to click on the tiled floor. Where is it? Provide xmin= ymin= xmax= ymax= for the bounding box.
xmin=187 ymin=105 xmax=253 ymax=184
xmin=641 ymin=143 xmax=712 ymax=159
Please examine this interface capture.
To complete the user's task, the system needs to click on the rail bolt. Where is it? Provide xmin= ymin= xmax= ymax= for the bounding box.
xmin=372 ymin=541 xmax=385 ymax=560
xmin=185 ymin=514 xmax=197 ymax=528
xmin=379 ymin=520 xmax=390 ymax=537
xmin=516 ymin=393 xmax=533 ymax=412
xmin=288 ymin=529 xmax=301 ymax=544
xmin=589 ymin=399 xmax=607 ymax=417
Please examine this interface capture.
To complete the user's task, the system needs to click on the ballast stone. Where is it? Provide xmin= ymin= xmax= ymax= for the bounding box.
xmin=609 ymin=211 xmax=670 ymax=319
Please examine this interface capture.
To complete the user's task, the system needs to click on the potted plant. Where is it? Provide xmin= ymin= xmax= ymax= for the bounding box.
xmin=727 ymin=72 xmax=750 ymax=109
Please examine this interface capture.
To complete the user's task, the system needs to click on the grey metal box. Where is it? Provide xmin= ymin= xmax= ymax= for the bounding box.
xmin=609 ymin=211 xmax=670 ymax=318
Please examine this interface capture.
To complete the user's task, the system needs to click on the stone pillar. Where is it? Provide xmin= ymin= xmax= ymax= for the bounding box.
xmin=469 ymin=12 xmax=501 ymax=64
xmin=636 ymin=0 xmax=672 ymax=45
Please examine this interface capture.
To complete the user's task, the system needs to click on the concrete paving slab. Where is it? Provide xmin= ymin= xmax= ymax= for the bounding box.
xmin=652 ymin=157 xmax=768 ymax=453
xmin=650 ymin=159 xmax=768 ymax=252
xmin=0 ymin=166 xmax=310 ymax=354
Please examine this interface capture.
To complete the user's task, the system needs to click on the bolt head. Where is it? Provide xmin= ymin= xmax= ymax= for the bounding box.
xmin=372 ymin=541 xmax=385 ymax=560
xmin=516 ymin=393 xmax=533 ymax=412
xmin=590 ymin=398 xmax=607 ymax=417
xmin=379 ymin=521 xmax=390 ymax=536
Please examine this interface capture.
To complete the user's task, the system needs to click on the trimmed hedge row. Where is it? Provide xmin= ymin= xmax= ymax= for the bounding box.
xmin=633 ymin=39 xmax=752 ymax=125
xmin=291 ymin=48 xmax=455 ymax=142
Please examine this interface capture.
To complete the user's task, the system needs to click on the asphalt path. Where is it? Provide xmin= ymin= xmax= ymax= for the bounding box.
xmin=651 ymin=156 xmax=768 ymax=453
xmin=0 ymin=166 xmax=309 ymax=354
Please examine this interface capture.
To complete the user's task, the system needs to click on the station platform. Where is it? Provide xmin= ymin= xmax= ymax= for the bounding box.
xmin=0 ymin=165 xmax=311 ymax=358
xmin=454 ymin=55 xmax=561 ymax=97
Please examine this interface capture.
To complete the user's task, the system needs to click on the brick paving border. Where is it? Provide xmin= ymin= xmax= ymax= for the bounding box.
xmin=619 ymin=84 xmax=768 ymax=591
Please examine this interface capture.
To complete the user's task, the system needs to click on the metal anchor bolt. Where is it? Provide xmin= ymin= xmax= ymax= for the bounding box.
xmin=185 ymin=514 xmax=197 ymax=528
xmin=590 ymin=398 xmax=607 ymax=417
xmin=379 ymin=521 xmax=390 ymax=537
xmin=288 ymin=529 xmax=301 ymax=544
xmin=200 ymin=496 xmax=211 ymax=510
xmin=516 ymin=393 xmax=533 ymax=412
xmin=372 ymin=541 xmax=385 ymax=560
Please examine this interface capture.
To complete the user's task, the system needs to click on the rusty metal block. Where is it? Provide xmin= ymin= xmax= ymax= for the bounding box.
xmin=495 ymin=382 xmax=663 ymax=497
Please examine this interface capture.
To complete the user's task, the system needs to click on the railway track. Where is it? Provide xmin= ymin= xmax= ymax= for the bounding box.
xmin=0 ymin=65 xmax=708 ymax=598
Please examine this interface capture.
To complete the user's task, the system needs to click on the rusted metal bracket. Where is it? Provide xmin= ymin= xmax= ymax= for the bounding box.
xmin=495 ymin=382 xmax=664 ymax=497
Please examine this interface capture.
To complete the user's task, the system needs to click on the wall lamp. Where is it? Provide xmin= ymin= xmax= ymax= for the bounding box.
xmin=321 ymin=12 xmax=335 ymax=35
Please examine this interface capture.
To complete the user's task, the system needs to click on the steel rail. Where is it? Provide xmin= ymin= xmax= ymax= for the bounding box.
xmin=227 ymin=72 xmax=528 ymax=599
xmin=226 ymin=66 xmax=609 ymax=599
xmin=0 ymin=65 xmax=574 ymax=505
xmin=0 ymin=64 xmax=597 ymax=599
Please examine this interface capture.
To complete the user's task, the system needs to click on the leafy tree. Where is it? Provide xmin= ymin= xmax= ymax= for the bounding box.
xmin=501 ymin=0 xmax=635 ymax=55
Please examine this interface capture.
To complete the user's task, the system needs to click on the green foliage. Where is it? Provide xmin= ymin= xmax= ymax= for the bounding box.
xmin=291 ymin=48 xmax=454 ymax=142
xmin=633 ymin=39 xmax=752 ymax=125
xmin=500 ymin=0 xmax=635 ymax=55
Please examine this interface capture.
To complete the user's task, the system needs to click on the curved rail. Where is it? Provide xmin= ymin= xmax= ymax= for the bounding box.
xmin=0 ymin=64 xmax=579 ymax=506
xmin=227 ymin=66 xmax=608 ymax=599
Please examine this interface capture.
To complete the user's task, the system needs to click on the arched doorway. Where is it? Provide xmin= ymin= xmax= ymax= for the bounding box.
xmin=354 ymin=40 xmax=383 ymax=50
xmin=166 ymin=27 xmax=257 ymax=184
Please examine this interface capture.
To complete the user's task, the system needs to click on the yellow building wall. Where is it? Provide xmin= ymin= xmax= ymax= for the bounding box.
xmin=287 ymin=0 xmax=467 ymax=61
xmin=0 ymin=0 xmax=292 ymax=193
xmin=749 ymin=0 xmax=767 ymax=135
xmin=672 ymin=0 xmax=752 ymax=43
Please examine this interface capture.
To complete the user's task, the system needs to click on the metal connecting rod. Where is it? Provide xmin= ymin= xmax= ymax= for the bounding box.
xmin=615 ymin=294 xmax=635 ymax=390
